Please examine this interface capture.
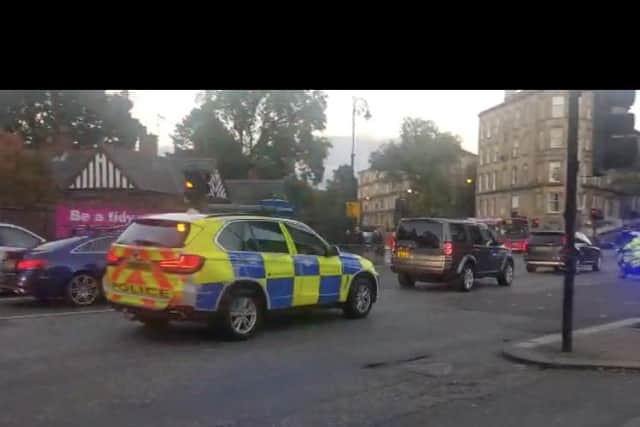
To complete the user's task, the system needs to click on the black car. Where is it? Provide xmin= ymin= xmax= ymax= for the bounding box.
xmin=391 ymin=218 xmax=514 ymax=292
xmin=525 ymin=231 xmax=601 ymax=273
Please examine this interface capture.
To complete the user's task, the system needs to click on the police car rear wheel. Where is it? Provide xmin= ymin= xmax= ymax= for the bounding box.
xmin=220 ymin=291 xmax=263 ymax=340
xmin=344 ymin=277 xmax=374 ymax=319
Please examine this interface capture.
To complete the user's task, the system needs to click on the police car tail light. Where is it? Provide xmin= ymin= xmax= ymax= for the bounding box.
xmin=106 ymin=248 xmax=121 ymax=265
xmin=158 ymin=254 xmax=203 ymax=274
xmin=16 ymin=259 xmax=47 ymax=270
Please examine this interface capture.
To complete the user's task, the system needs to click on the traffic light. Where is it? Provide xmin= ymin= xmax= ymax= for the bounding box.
xmin=592 ymin=90 xmax=638 ymax=176
xmin=183 ymin=169 xmax=210 ymax=204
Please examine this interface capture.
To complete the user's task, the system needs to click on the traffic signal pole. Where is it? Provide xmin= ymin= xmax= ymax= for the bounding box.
xmin=562 ymin=90 xmax=580 ymax=352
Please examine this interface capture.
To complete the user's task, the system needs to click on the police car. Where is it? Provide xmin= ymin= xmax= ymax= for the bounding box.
xmin=103 ymin=213 xmax=379 ymax=339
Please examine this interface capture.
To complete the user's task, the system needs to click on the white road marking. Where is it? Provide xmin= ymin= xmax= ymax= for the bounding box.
xmin=0 ymin=309 xmax=114 ymax=321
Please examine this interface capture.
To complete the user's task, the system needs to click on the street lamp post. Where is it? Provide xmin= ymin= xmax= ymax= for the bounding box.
xmin=351 ymin=97 xmax=372 ymax=197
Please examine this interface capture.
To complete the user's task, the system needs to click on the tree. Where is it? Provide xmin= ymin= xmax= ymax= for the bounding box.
xmin=172 ymin=90 xmax=332 ymax=183
xmin=0 ymin=132 xmax=57 ymax=207
xmin=370 ymin=117 xmax=470 ymax=217
xmin=0 ymin=91 xmax=148 ymax=149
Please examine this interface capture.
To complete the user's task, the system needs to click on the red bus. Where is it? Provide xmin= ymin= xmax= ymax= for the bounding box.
xmin=474 ymin=217 xmax=530 ymax=252
xmin=501 ymin=217 xmax=530 ymax=252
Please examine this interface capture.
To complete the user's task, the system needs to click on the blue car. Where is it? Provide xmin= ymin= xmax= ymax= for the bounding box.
xmin=0 ymin=234 xmax=117 ymax=306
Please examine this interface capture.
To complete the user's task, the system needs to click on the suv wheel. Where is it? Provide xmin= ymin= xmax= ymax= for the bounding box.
xmin=398 ymin=273 xmax=415 ymax=288
xmin=526 ymin=264 xmax=536 ymax=273
xmin=592 ymin=256 xmax=601 ymax=272
xmin=498 ymin=261 xmax=514 ymax=286
xmin=458 ymin=264 xmax=475 ymax=292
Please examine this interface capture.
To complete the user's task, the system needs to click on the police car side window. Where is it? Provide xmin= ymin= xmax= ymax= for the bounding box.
xmin=285 ymin=223 xmax=327 ymax=256
xmin=248 ymin=221 xmax=289 ymax=254
xmin=217 ymin=222 xmax=259 ymax=252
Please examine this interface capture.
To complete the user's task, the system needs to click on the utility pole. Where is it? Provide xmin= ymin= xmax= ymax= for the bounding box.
xmin=562 ymin=90 xmax=580 ymax=352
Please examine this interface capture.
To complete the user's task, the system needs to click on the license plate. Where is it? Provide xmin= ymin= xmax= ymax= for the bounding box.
xmin=396 ymin=248 xmax=410 ymax=258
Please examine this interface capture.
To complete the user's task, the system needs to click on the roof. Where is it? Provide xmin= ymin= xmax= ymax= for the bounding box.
xmin=136 ymin=213 xmax=209 ymax=222
xmin=51 ymin=146 xmax=218 ymax=195
xmin=478 ymin=90 xmax=541 ymax=117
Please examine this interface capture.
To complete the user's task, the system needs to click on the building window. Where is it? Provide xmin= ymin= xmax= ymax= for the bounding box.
xmin=487 ymin=121 xmax=492 ymax=138
xmin=489 ymin=198 xmax=495 ymax=216
xmin=606 ymin=199 xmax=614 ymax=217
xmin=511 ymin=166 xmax=518 ymax=186
xmin=492 ymin=171 xmax=497 ymax=190
xmin=552 ymin=95 xmax=565 ymax=118
xmin=514 ymin=109 xmax=521 ymax=127
xmin=550 ymin=128 xmax=563 ymax=148
xmin=493 ymin=147 xmax=499 ymax=162
xmin=548 ymin=192 xmax=562 ymax=213
xmin=512 ymin=139 xmax=519 ymax=158
xmin=479 ymin=149 xmax=483 ymax=166
xmin=511 ymin=195 xmax=520 ymax=209
xmin=538 ymin=130 xmax=545 ymax=151
xmin=522 ymin=163 xmax=529 ymax=184
xmin=549 ymin=161 xmax=562 ymax=183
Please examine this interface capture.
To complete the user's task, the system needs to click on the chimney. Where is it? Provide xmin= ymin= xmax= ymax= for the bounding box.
xmin=139 ymin=134 xmax=158 ymax=157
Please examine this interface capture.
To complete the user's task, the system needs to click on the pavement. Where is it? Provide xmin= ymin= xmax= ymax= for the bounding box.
xmin=2 ymin=251 xmax=640 ymax=426
xmin=503 ymin=317 xmax=640 ymax=370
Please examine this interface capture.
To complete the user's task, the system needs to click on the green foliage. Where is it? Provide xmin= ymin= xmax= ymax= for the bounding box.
xmin=370 ymin=117 xmax=474 ymax=217
xmin=0 ymin=91 xmax=147 ymax=149
xmin=284 ymin=165 xmax=356 ymax=243
xmin=0 ymin=132 xmax=57 ymax=207
xmin=173 ymin=91 xmax=331 ymax=183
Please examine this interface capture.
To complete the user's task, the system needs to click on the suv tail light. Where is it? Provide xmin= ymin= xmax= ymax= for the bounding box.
xmin=106 ymin=248 xmax=121 ymax=266
xmin=443 ymin=241 xmax=453 ymax=256
xmin=158 ymin=254 xmax=204 ymax=274
xmin=16 ymin=259 xmax=47 ymax=270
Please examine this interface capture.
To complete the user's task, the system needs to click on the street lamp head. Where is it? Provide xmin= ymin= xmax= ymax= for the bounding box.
xmin=465 ymin=178 xmax=473 ymax=184
xmin=364 ymin=110 xmax=372 ymax=120
xmin=407 ymin=188 xmax=413 ymax=194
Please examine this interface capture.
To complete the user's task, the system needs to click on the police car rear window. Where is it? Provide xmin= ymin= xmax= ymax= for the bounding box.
xmin=117 ymin=219 xmax=192 ymax=248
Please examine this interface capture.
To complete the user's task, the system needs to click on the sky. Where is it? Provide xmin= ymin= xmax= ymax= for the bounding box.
xmin=126 ymin=90 xmax=507 ymax=158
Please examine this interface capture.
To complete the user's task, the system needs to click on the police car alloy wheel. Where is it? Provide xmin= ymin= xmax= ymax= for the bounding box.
xmin=220 ymin=291 xmax=263 ymax=340
xmin=344 ymin=278 xmax=374 ymax=319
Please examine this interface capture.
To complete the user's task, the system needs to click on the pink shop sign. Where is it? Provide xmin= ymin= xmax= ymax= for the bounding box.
xmin=55 ymin=205 xmax=157 ymax=238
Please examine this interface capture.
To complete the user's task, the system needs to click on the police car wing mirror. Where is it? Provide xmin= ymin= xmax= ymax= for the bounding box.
xmin=326 ymin=245 xmax=340 ymax=257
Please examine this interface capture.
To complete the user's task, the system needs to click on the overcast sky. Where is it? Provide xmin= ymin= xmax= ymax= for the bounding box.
xmin=126 ymin=90 xmax=508 ymax=156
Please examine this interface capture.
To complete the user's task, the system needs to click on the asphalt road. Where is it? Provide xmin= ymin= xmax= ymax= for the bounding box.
xmin=2 ymin=252 xmax=640 ymax=427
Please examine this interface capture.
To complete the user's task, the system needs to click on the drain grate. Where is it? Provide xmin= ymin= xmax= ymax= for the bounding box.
xmin=363 ymin=354 xmax=431 ymax=369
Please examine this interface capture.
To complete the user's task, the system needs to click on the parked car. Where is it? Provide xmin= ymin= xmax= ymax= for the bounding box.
xmin=0 ymin=234 xmax=118 ymax=306
xmin=0 ymin=223 xmax=46 ymax=295
xmin=390 ymin=218 xmax=514 ymax=292
xmin=525 ymin=231 xmax=601 ymax=273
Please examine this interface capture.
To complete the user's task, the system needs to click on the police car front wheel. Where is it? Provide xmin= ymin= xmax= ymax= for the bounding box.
xmin=344 ymin=277 xmax=374 ymax=319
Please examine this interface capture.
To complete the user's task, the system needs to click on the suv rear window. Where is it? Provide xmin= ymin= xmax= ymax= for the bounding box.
xmin=117 ymin=219 xmax=193 ymax=248
xmin=529 ymin=232 xmax=564 ymax=245
xmin=397 ymin=220 xmax=442 ymax=249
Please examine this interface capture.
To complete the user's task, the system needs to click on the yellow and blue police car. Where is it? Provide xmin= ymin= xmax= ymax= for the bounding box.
xmin=103 ymin=213 xmax=379 ymax=339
